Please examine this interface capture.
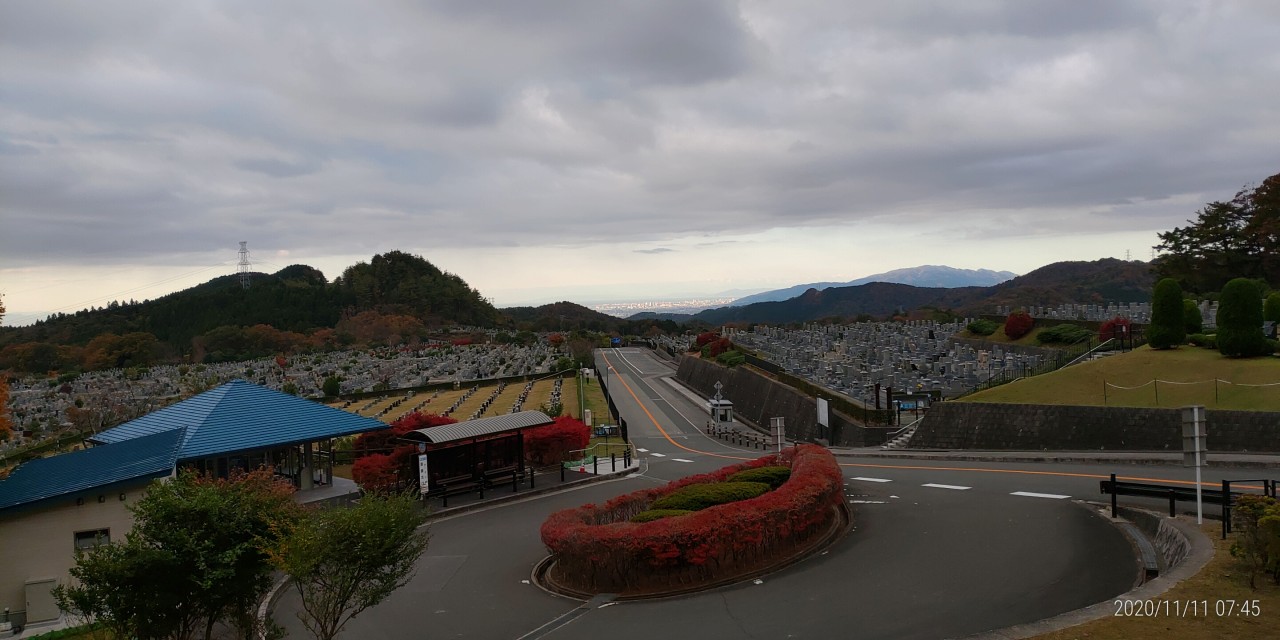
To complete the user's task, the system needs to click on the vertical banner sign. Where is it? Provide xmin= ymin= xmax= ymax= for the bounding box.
xmin=1181 ymin=405 xmax=1207 ymax=524
xmin=418 ymin=454 xmax=430 ymax=495
xmin=770 ymin=417 xmax=785 ymax=454
xmin=816 ymin=398 xmax=829 ymax=427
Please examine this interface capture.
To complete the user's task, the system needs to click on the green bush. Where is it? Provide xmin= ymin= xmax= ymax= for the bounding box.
xmin=1217 ymin=278 xmax=1270 ymax=357
xmin=966 ymin=319 xmax=999 ymax=336
xmin=630 ymin=509 xmax=694 ymax=523
xmin=1035 ymin=324 xmax=1094 ymax=345
xmin=1148 ymin=278 xmax=1186 ymax=349
xmin=1184 ymin=298 xmax=1204 ymax=334
xmin=716 ymin=350 xmax=746 ymax=367
xmin=1267 ymin=293 xmax=1280 ymax=323
xmin=1187 ymin=333 xmax=1218 ymax=349
xmin=727 ymin=465 xmax=792 ymax=489
xmin=651 ymin=481 xmax=771 ymax=512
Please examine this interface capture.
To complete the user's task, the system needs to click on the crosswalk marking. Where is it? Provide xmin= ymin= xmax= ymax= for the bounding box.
xmin=650 ymin=453 xmax=667 ymax=458
xmin=637 ymin=448 xmax=649 ymax=453
xmin=1010 ymin=491 xmax=1071 ymax=499
xmin=672 ymin=458 xmax=694 ymax=463
xmin=850 ymin=477 xmax=893 ymax=483
xmin=922 ymin=483 xmax=971 ymax=491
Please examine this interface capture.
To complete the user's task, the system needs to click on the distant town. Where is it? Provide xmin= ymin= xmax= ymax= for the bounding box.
xmin=589 ymin=298 xmax=738 ymax=317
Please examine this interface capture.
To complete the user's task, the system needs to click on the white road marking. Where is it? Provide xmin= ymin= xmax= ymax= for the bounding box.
xmin=922 ymin=483 xmax=971 ymax=490
xmin=850 ymin=477 xmax=893 ymax=483
xmin=848 ymin=500 xmax=888 ymax=504
xmin=672 ymin=458 xmax=694 ymax=463
xmin=637 ymin=448 xmax=649 ymax=452
xmin=650 ymin=453 xmax=667 ymax=457
xmin=1010 ymin=491 xmax=1071 ymax=499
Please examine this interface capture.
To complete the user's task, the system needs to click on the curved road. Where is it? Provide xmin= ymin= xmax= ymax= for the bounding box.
xmin=275 ymin=347 xmax=1247 ymax=639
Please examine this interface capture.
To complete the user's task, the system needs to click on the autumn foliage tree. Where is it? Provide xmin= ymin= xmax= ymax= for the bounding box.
xmin=524 ymin=416 xmax=591 ymax=465
xmin=352 ymin=412 xmax=457 ymax=491
xmin=1003 ymin=310 xmax=1035 ymax=340
xmin=1099 ymin=316 xmax=1132 ymax=343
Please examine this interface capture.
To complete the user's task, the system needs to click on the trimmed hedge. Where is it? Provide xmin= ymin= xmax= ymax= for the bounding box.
xmin=651 ymin=482 xmax=771 ymax=511
xmin=967 ymin=319 xmax=999 ymax=336
xmin=631 ymin=509 xmax=694 ymax=523
xmin=727 ymin=465 xmax=791 ymax=489
xmin=540 ymin=445 xmax=843 ymax=594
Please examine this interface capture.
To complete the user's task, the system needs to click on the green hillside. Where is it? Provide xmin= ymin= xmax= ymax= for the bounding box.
xmin=960 ymin=346 xmax=1280 ymax=411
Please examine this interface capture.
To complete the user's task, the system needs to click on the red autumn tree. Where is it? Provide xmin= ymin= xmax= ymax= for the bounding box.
xmin=1098 ymin=316 xmax=1132 ymax=343
xmin=1003 ymin=311 xmax=1035 ymax=340
xmin=524 ymin=416 xmax=591 ymax=465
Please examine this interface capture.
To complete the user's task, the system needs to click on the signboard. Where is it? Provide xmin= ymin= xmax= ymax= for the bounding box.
xmin=418 ymin=454 xmax=430 ymax=495
xmin=816 ymin=398 xmax=829 ymax=427
xmin=611 ymin=337 xmax=622 ymax=346
xmin=770 ymin=417 xmax=785 ymax=453
xmin=1180 ymin=405 xmax=1207 ymax=524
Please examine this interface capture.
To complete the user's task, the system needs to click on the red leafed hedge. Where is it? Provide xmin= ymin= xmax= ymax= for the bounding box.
xmin=540 ymin=445 xmax=843 ymax=594
xmin=524 ymin=416 xmax=590 ymax=465
xmin=1098 ymin=316 xmax=1132 ymax=343
xmin=352 ymin=412 xmax=456 ymax=492
xmin=1004 ymin=310 xmax=1035 ymax=340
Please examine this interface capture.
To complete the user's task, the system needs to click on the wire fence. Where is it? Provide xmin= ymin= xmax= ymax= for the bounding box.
xmin=1103 ymin=378 xmax=1280 ymax=407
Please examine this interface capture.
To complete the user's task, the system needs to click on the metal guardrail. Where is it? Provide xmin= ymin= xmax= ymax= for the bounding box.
xmin=1100 ymin=474 xmax=1278 ymax=539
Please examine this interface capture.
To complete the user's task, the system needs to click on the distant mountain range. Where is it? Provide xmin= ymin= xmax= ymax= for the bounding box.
xmin=729 ymin=265 xmax=1017 ymax=306
xmin=680 ymin=259 xmax=1153 ymax=325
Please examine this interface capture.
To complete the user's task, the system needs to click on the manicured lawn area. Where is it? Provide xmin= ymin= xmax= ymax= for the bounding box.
xmin=1033 ymin=524 xmax=1280 ymax=640
xmin=961 ymin=346 xmax=1280 ymax=411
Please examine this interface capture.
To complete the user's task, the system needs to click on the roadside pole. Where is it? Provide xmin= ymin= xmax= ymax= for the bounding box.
xmin=1181 ymin=405 xmax=1206 ymax=524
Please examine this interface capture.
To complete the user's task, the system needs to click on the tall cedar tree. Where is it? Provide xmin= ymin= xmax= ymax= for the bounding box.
xmin=1216 ymin=278 xmax=1271 ymax=357
xmin=1183 ymin=298 xmax=1204 ymax=335
xmin=1147 ymin=278 xmax=1186 ymax=349
xmin=1266 ymin=293 xmax=1280 ymax=323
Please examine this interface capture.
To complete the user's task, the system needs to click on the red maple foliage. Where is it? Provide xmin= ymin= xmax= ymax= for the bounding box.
xmin=351 ymin=412 xmax=457 ymax=491
xmin=1003 ymin=311 xmax=1035 ymax=340
xmin=524 ymin=416 xmax=591 ymax=465
xmin=1098 ymin=316 xmax=1132 ymax=343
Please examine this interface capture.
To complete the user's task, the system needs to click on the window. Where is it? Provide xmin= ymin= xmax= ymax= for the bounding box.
xmin=73 ymin=529 xmax=110 ymax=550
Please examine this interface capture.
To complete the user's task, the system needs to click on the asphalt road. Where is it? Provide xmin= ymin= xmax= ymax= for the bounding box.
xmin=273 ymin=347 xmax=1258 ymax=639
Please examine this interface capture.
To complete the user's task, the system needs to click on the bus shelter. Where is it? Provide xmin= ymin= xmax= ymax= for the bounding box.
xmin=400 ymin=411 xmax=553 ymax=494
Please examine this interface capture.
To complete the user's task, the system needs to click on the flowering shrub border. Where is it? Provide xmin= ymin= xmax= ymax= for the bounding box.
xmin=540 ymin=445 xmax=844 ymax=595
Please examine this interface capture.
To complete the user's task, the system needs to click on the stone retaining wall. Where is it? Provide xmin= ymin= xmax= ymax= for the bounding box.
xmin=914 ymin=402 xmax=1280 ymax=452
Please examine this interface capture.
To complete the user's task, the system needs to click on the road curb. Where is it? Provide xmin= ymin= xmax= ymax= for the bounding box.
xmin=831 ymin=450 xmax=1280 ymax=468
xmin=423 ymin=464 xmax=641 ymax=521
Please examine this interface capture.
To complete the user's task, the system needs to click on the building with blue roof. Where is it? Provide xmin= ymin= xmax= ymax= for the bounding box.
xmin=0 ymin=380 xmax=391 ymax=625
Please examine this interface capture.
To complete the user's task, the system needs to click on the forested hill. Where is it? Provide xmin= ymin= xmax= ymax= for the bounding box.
xmin=0 ymin=252 xmax=500 ymax=369
xmin=688 ymin=258 xmax=1155 ymax=325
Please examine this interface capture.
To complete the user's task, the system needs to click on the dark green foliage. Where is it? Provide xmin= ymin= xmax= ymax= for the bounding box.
xmin=727 ymin=465 xmax=792 ymax=489
xmin=1187 ymin=333 xmax=1218 ymax=349
xmin=1148 ymin=278 xmax=1186 ymax=349
xmin=322 ymin=376 xmax=341 ymax=397
xmin=1217 ymin=278 xmax=1270 ymax=357
xmin=1266 ymin=293 xmax=1280 ymax=322
xmin=966 ymin=319 xmax=999 ymax=336
xmin=1035 ymin=324 xmax=1094 ymax=345
xmin=716 ymin=350 xmax=746 ymax=366
xmin=651 ymin=481 xmax=771 ymax=512
xmin=630 ymin=509 xmax=695 ymax=523
xmin=1183 ymin=298 xmax=1204 ymax=334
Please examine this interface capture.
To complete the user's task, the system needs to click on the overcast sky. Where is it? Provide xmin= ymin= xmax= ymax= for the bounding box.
xmin=2 ymin=1 xmax=1278 ymax=326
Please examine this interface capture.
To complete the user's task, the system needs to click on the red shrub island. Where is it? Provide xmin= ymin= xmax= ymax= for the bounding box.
xmin=523 ymin=416 xmax=591 ymax=465
xmin=1003 ymin=310 xmax=1035 ymax=340
xmin=539 ymin=445 xmax=844 ymax=595
xmin=351 ymin=412 xmax=456 ymax=492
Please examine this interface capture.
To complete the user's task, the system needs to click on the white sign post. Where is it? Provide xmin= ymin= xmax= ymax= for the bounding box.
xmin=1181 ymin=405 xmax=1207 ymax=524
xmin=418 ymin=453 xmax=430 ymax=496
xmin=770 ymin=417 xmax=785 ymax=454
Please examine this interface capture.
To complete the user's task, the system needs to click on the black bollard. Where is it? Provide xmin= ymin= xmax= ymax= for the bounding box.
xmin=611 ymin=452 xmax=616 ymax=471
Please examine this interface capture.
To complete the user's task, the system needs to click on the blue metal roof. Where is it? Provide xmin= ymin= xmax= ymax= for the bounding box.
xmin=0 ymin=428 xmax=183 ymax=514
xmin=90 ymin=380 xmax=388 ymax=460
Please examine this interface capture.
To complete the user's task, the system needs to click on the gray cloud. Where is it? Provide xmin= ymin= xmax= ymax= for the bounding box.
xmin=634 ymin=248 xmax=676 ymax=254
xmin=1 ymin=0 xmax=1278 ymax=273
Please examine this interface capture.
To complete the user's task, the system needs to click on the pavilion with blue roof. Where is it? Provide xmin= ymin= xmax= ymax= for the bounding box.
xmin=89 ymin=379 xmax=389 ymax=489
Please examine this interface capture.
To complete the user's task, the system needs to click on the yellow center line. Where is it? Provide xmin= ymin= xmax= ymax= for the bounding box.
xmin=603 ymin=353 xmax=1264 ymax=489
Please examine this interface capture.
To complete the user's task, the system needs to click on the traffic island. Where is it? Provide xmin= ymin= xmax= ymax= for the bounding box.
xmin=536 ymin=445 xmax=848 ymax=599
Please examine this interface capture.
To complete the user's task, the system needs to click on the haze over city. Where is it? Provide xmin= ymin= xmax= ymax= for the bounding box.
xmin=3 ymin=1 xmax=1279 ymax=326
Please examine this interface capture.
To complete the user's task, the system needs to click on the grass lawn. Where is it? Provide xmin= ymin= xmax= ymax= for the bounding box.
xmin=1034 ymin=524 xmax=1280 ymax=640
xmin=566 ymin=375 xmax=611 ymax=427
xmin=960 ymin=346 xmax=1280 ymax=411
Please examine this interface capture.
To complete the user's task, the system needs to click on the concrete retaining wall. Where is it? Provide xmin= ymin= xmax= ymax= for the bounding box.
xmin=914 ymin=402 xmax=1280 ymax=452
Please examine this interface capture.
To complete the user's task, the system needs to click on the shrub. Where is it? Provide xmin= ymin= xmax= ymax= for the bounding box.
xmin=651 ymin=481 xmax=772 ymax=511
xmin=1217 ymin=278 xmax=1270 ymax=357
xmin=1184 ymin=299 xmax=1204 ymax=335
xmin=1267 ymin=293 xmax=1280 ymax=323
xmin=727 ymin=465 xmax=792 ymax=489
xmin=1098 ymin=316 xmax=1132 ymax=343
xmin=966 ymin=319 xmax=999 ymax=336
xmin=630 ymin=509 xmax=694 ymax=523
xmin=716 ymin=350 xmax=746 ymax=366
xmin=1003 ymin=311 xmax=1034 ymax=340
xmin=1148 ymin=278 xmax=1186 ymax=349
xmin=1229 ymin=494 xmax=1280 ymax=588
xmin=1187 ymin=333 xmax=1218 ymax=349
xmin=525 ymin=416 xmax=591 ymax=465
xmin=1035 ymin=324 xmax=1093 ymax=345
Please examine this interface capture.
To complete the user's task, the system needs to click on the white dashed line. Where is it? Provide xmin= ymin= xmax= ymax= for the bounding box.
xmin=922 ymin=483 xmax=971 ymax=491
xmin=848 ymin=500 xmax=888 ymax=504
xmin=637 ymin=448 xmax=649 ymax=453
xmin=850 ymin=477 xmax=893 ymax=483
xmin=672 ymin=458 xmax=694 ymax=463
xmin=650 ymin=453 xmax=667 ymax=458
xmin=1010 ymin=491 xmax=1071 ymax=499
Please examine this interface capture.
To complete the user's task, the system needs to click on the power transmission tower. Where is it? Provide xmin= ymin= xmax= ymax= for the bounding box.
xmin=238 ymin=241 xmax=252 ymax=290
